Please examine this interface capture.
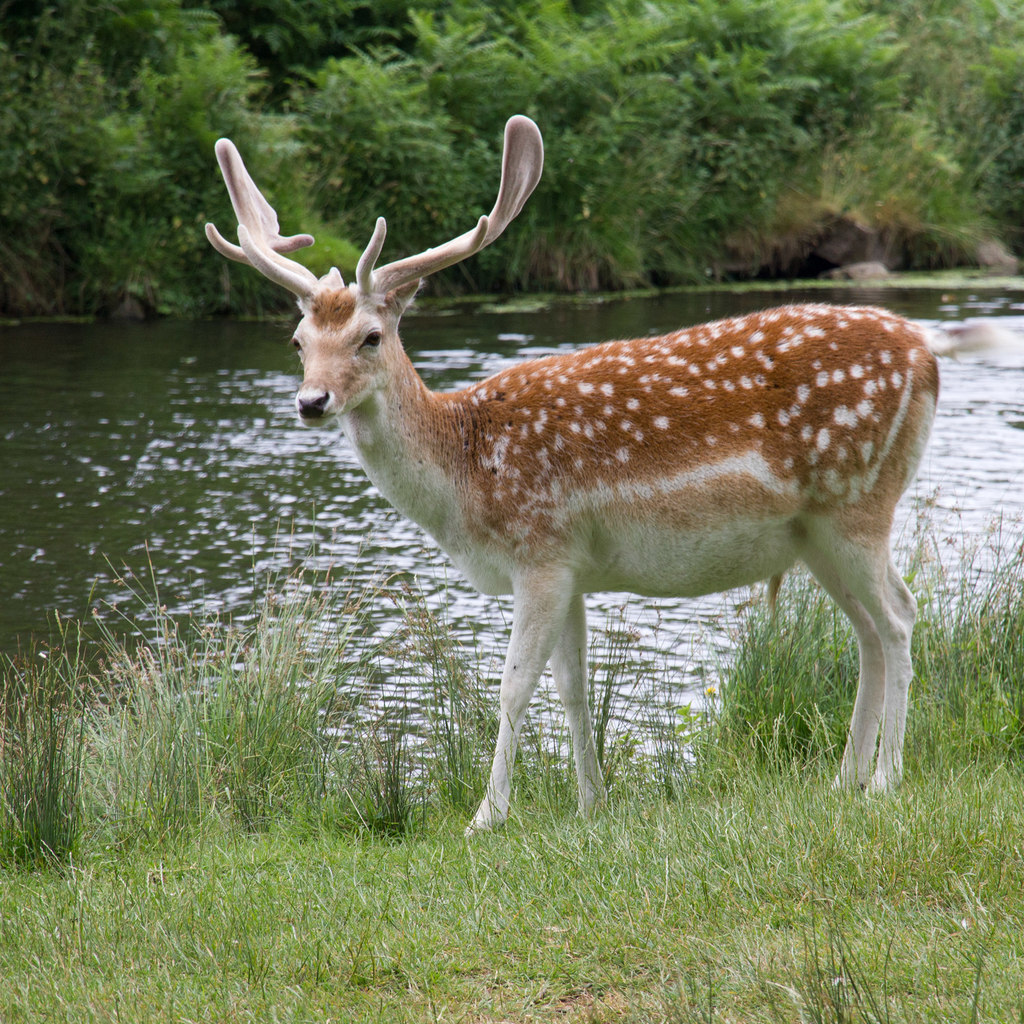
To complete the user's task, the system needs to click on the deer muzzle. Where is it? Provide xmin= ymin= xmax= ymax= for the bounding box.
xmin=296 ymin=388 xmax=332 ymax=422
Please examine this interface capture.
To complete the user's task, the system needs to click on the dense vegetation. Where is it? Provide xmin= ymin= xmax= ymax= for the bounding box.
xmin=3 ymin=0 xmax=1024 ymax=316
xmin=2 ymin=525 xmax=1023 ymax=1019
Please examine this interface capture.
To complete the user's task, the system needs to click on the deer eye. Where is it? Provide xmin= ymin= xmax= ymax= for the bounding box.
xmin=291 ymin=337 xmax=304 ymax=360
xmin=360 ymin=329 xmax=382 ymax=350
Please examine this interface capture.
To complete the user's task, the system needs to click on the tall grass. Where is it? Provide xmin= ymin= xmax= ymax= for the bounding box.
xmin=0 ymin=619 xmax=86 ymax=865
xmin=911 ymin=522 xmax=1024 ymax=767
xmin=714 ymin=519 xmax=1024 ymax=779
xmin=3 ymin=521 xmax=1024 ymax=1021
xmin=716 ymin=574 xmax=858 ymax=771
xmin=85 ymin=571 xmax=381 ymax=843
xmin=3 ymin=517 xmax=1023 ymax=866
xmin=386 ymin=582 xmax=497 ymax=817
xmin=77 ymin=568 xmax=504 ymax=845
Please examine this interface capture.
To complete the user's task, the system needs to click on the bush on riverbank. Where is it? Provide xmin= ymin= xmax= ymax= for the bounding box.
xmin=1 ymin=522 xmax=1023 ymax=1020
xmin=3 ymin=0 xmax=1024 ymax=316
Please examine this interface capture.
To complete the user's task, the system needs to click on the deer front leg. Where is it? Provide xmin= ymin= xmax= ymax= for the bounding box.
xmin=468 ymin=568 xmax=573 ymax=833
xmin=550 ymin=592 xmax=606 ymax=817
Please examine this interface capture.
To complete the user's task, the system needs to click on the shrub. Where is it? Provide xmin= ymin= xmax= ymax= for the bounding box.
xmin=5 ymin=0 xmax=1024 ymax=312
xmin=296 ymin=0 xmax=900 ymax=292
xmin=0 ymin=1 xmax=307 ymax=316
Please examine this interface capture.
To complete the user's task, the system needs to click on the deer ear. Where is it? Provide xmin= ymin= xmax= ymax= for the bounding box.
xmin=388 ymin=279 xmax=421 ymax=314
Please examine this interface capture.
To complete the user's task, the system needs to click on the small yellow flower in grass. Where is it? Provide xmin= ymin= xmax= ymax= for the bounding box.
xmin=705 ymin=685 xmax=717 ymax=698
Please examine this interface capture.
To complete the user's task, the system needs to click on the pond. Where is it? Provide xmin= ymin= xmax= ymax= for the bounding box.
xmin=3 ymin=284 xmax=1024 ymax=713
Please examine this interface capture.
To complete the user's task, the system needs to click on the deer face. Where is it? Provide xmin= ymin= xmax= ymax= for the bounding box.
xmin=291 ymin=286 xmax=414 ymax=425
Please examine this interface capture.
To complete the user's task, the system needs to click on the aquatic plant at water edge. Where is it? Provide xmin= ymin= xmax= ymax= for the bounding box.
xmin=86 ymin=573 xmax=379 ymax=840
xmin=0 ymin=620 xmax=86 ymax=865
xmin=712 ymin=518 xmax=1024 ymax=777
xmin=7 ymin=515 xmax=1024 ymax=856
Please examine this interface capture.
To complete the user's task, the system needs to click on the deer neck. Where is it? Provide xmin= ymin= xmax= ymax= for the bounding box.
xmin=340 ymin=349 xmax=466 ymax=545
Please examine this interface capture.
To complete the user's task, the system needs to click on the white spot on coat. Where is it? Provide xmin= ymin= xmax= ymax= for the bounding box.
xmin=833 ymin=406 xmax=857 ymax=428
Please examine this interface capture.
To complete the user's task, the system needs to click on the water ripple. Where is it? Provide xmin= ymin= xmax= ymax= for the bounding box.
xmin=2 ymin=291 xmax=1024 ymax=722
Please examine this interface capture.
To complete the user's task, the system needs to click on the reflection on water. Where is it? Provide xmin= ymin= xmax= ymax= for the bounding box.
xmin=2 ymin=286 xmax=1024 ymax=714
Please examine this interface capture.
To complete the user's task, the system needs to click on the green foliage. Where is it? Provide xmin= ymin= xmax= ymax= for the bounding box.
xmin=301 ymin=49 xmax=491 ymax=287
xmin=0 ymin=0 xmax=304 ymax=316
xmin=784 ymin=0 xmax=1024 ymax=270
xmin=192 ymin=0 xmax=410 ymax=94
xmin=298 ymin=0 xmax=900 ymax=292
xmin=979 ymin=43 xmax=1024 ymax=246
xmin=3 ymin=0 xmax=1024 ymax=313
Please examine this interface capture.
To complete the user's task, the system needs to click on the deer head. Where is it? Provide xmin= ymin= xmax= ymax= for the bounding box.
xmin=205 ymin=116 xmax=544 ymax=423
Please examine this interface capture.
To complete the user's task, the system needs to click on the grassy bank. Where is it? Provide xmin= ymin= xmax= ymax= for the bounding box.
xmin=2 ymin=523 xmax=1023 ymax=1021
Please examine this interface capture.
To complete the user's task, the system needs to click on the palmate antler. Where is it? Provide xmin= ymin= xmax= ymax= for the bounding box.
xmin=205 ymin=116 xmax=544 ymax=301
xmin=204 ymin=141 xmax=321 ymax=298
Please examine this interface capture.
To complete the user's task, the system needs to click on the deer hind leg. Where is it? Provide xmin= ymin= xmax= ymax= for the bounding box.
xmin=468 ymin=569 xmax=574 ymax=833
xmin=801 ymin=532 xmax=911 ymax=790
xmin=873 ymin=562 xmax=917 ymax=791
xmin=549 ymin=592 xmax=606 ymax=817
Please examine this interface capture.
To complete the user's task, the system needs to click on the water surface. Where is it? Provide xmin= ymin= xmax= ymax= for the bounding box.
xmin=3 ymin=286 xmax=1024 ymax=710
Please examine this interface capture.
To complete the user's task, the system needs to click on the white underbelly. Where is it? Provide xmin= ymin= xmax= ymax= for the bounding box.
xmin=441 ymin=512 xmax=801 ymax=599
xmin=572 ymin=516 xmax=800 ymax=598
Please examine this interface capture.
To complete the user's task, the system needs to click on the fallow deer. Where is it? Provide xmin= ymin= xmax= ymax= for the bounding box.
xmin=206 ymin=116 xmax=939 ymax=831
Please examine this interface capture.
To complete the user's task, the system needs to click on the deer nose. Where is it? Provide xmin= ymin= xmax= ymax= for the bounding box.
xmin=297 ymin=390 xmax=330 ymax=419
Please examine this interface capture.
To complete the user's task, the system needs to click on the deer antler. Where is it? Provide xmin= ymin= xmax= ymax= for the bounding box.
xmin=206 ymin=116 xmax=543 ymax=301
xmin=358 ymin=115 xmax=544 ymax=297
xmin=205 ymin=139 xmax=320 ymax=300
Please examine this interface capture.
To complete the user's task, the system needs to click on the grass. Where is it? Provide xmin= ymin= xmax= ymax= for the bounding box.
xmin=2 ymin=762 xmax=1021 ymax=1021
xmin=0 ymin=618 xmax=87 ymax=865
xmin=1 ymin=522 xmax=1024 ymax=1021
